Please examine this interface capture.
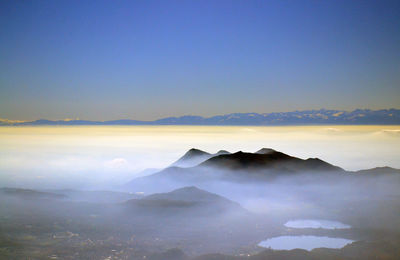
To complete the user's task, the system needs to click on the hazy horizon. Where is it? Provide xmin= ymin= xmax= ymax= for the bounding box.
xmin=1 ymin=107 xmax=399 ymax=123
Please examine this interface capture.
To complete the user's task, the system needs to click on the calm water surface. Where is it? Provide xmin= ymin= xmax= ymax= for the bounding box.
xmin=258 ymin=235 xmax=354 ymax=250
xmin=284 ymin=219 xmax=351 ymax=229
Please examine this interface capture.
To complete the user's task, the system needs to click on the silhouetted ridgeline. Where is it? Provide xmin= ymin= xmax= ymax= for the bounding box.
xmin=125 ymin=147 xmax=400 ymax=194
xmin=2 ymin=109 xmax=400 ymax=125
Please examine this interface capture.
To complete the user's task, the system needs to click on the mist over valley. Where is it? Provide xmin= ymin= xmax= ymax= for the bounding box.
xmin=1 ymin=126 xmax=400 ymax=259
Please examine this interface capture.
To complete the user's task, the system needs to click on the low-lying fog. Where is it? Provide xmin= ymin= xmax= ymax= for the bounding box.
xmin=0 ymin=125 xmax=399 ymax=189
xmin=1 ymin=125 xmax=400 ymax=258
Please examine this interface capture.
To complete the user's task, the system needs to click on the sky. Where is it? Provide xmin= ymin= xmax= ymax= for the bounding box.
xmin=1 ymin=0 xmax=399 ymax=121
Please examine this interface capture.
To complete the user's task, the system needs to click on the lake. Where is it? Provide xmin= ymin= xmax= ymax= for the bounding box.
xmin=284 ymin=219 xmax=351 ymax=229
xmin=258 ymin=219 xmax=353 ymax=250
xmin=258 ymin=235 xmax=354 ymax=251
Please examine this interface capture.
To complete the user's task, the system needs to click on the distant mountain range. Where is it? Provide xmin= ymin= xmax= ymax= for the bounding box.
xmin=2 ymin=109 xmax=400 ymax=126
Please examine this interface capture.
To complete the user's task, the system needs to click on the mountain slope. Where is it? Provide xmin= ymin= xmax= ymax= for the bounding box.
xmin=144 ymin=186 xmax=233 ymax=203
xmin=124 ymin=149 xmax=230 ymax=189
xmin=47 ymin=189 xmax=140 ymax=203
xmin=0 ymin=188 xmax=67 ymax=200
xmin=125 ymin=148 xmax=345 ymax=193
xmin=171 ymin=148 xmax=212 ymax=168
xmin=125 ymin=186 xmax=244 ymax=214
xmin=199 ymin=149 xmax=343 ymax=172
xmin=125 ymin=148 xmax=400 ymax=194
xmin=355 ymin=166 xmax=400 ymax=176
xmin=171 ymin=148 xmax=230 ymax=168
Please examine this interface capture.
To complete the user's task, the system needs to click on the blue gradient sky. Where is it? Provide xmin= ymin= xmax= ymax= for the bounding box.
xmin=1 ymin=0 xmax=399 ymax=120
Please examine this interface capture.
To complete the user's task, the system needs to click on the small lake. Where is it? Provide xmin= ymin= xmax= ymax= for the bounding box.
xmin=258 ymin=235 xmax=354 ymax=251
xmin=284 ymin=219 xmax=351 ymax=229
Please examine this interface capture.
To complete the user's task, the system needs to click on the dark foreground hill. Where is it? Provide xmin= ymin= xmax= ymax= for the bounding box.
xmin=124 ymin=186 xmax=245 ymax=216
xmin=143 ymin=186 xmax=232 ymax=202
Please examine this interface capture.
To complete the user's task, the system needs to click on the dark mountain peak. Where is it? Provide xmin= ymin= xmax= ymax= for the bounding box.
xmin=304 ymin=158 xmax=343 ymax=171
xmin=170 ymin=148 xmax=233 ymax=168
xmin=306 ymin=157 xmax=322 ymax=162
xmin=255 ymin=148 xmax=277 ymax=154
xmin=171 ymin=148 xmax=211 ymax=167
xmin=187 ymin=148 xmax=210 ymax=155
xmin=199 ymin=149 xmax=342 ymax=173
xmin=199 ymin=150 xmax=294 ymax=170
xmin=125 ymin=149 xmax=346 ymax=190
